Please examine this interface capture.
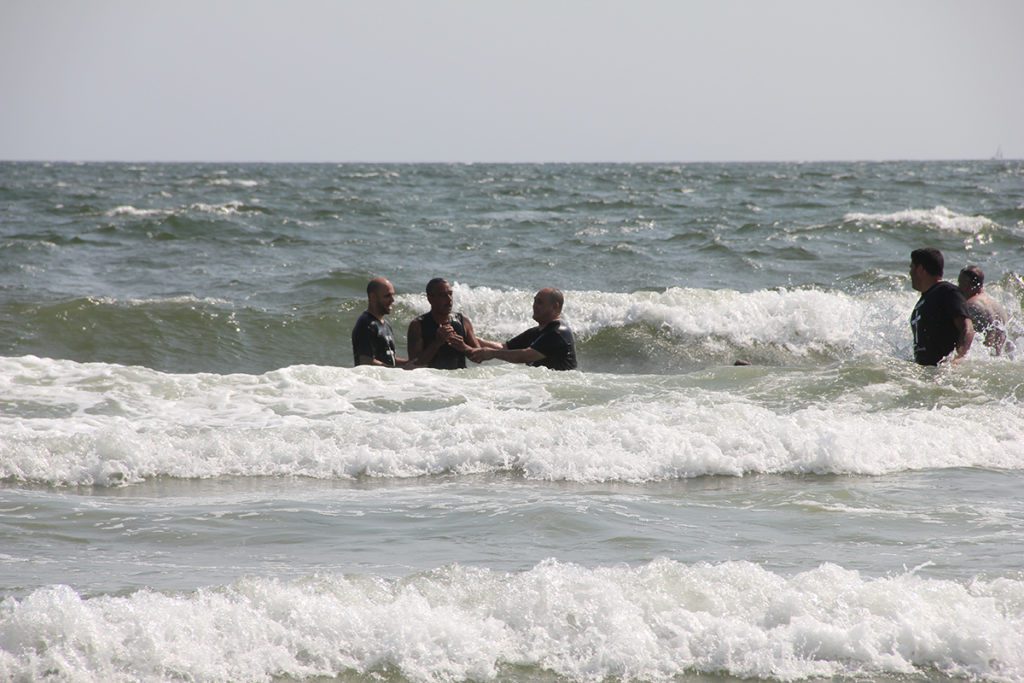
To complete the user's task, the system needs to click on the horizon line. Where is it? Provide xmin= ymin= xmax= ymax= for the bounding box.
xmin=1 ymin=157 xmax=1019 ymax=165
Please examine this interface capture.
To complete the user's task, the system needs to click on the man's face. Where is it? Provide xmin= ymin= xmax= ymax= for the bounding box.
xmin=373 ymin=282 xmax=396 ymax=314
xmin=427 ymin=282 xmax=454 ymax=316
xmin=909 ymin=262 xmax=925 ymax=292
xmin=532 ymin=291 xmax=556 ymax=324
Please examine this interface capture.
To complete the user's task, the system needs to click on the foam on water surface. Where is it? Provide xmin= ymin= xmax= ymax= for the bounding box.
xmin=2 ymin=355 xmax=1022 ymax=487
xmin=1 ymin=561 xmax=1021 ymax=682
xmin=844 ymin=206 xmax=1002 ymax=234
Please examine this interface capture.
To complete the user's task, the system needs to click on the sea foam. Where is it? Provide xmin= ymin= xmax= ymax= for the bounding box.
xmin=843 ymin=206 xmax=1000 ymax=234
xmin=1 ymin=561 xmax=1021 ymax=682
xmin=443 ymin=285 xmax=922 ymax=358
xmin=442 ymin=284 xmax=1022 ymax=363
xmin=2 ymin=356 xmax=1022 ymax=487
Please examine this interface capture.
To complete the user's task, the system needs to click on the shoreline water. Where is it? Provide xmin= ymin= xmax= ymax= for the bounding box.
xmin=2 ymin=161 xmax=1022 ymax=681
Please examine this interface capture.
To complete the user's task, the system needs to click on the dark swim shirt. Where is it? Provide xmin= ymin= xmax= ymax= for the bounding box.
xmin=910 ymin=281 xmax=970 ymax=365
xmin=413 ymin=312 xmax=470 ymax=369
xmin=351 ymin=311 xmax=397 ymax=366
xmin=507 ymin=319 xmax=578 ymax=371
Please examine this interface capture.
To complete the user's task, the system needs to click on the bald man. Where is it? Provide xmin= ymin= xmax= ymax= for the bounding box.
xmin=958 ymin=265 xmax=1008 ymax=355
xmin=470 ymin=288 xmax=577 ymax=370
xmin=351 ymin=277 xmax=409 ymax=367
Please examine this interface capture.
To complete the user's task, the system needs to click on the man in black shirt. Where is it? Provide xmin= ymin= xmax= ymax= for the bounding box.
xmin=470 ymin=288 xmax=577 ymax=371
xmin=407 ymin=278 xmax=481 ymax=369
xmin=909 ymin=248 xmax=973 ymax=366
xmin=351 ymin=277 xmax=409 ymax=367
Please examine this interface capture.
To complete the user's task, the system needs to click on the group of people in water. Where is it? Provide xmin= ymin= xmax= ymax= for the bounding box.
xmin=351 ymin=277 xmax=577 ymax=371
xmin=351 ymin=247 xmax=1007 ymax=372
xmin=910 ymin=247 xmax=1008 ymax=365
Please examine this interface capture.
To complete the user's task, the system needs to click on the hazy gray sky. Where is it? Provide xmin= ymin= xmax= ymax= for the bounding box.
xmin=2 ymin=1 xmax=1021 ymax=162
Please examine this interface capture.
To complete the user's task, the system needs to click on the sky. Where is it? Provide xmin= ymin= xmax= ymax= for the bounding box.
xmin=2 ymin=0 xmax=1022 ymax=163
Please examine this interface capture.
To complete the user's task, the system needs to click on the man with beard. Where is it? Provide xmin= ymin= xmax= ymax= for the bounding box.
xmin=351 ymin=277 xmax=409 ymax=367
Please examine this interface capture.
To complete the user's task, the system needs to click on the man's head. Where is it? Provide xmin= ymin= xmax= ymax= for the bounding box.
xmin=366 ymin=277 xmax=396 ymax=317
xmin=426 ymin=278 xmax=454 ymax=318
xmin=958 ymin=265 xmax=985 ymax=297
xmin=910 ymin=248 xmax=944 ymax=292
xmin=531 ymin=287 xmax=564 ymax=325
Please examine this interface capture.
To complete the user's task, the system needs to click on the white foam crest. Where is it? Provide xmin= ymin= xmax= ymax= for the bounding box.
xmin=2 ymin=357 xmax=1023 ymax=486
xmin=83 ymin=295 xmax=231 ymax=307
xmin=105 ymin=205 xmax=168 ymax=218
xmin=188 ymin=200 xmax=254 ymax=215
xmin=105 ymin=201 xmax=259 ymax=219
xmin=1 ymin=561 xmax=1021 ymax=681
xmin=844 ymin=206 xmax=1000 ymax=233
xmin=206 ymin=178 xmax=260 ymax=187
xmin=449 ymin=284 xmax=914 ymax=356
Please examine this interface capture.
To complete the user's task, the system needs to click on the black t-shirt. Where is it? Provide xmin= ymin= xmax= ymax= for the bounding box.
xmin=910 ymin=281 xmax=970 ymax=365
xmin=507 ymin=319 xmax=577 ymax=371
xmin=414 ymin=312 xmax=468 ymax=370
xmin=351 ymin=311 xmax=397 ymax=367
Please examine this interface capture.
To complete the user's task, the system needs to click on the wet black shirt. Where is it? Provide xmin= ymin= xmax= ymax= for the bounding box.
xmin=414 ymin=312 xmax=469 ymax=370
xmin=910 ymin=281 xmax=970 ymax=366
xmin=351 ymin=311 xmax=397 ymax=367
xmin=507 ymin=319 xmax=577 ymax=371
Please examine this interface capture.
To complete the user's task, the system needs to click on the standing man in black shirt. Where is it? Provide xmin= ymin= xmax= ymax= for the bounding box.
xmin=351 ymin=277 xmax=409 ymax=367
xmin=909 ymin=248 xmax=973 ymax=365
xmin=470 ymin=288 xmax=577 ymax=371
xmin=407 ymin=278 xmax=481 ymax=369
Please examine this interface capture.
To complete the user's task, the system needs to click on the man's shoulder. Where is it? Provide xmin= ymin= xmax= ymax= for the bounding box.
xmin=545 ymin=319 xmax=575 ymax=339
xmin=355 ymin=311 xmax=391 ymax=333
xmin=353 ymin=310 xmax=374 ymax=328
xmin=926 ymin=281 xmax=966 ymax=304
xmin=929 ymin=280 xmax=959 ymax=295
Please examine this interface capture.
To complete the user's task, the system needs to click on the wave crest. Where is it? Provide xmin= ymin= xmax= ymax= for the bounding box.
xmin=2 ymin=561 xmax=1021 ymax=682
xmin=2 ymin=358 xmax=1022 ymax=487
xmin=844 ymin=206 xmax=1000 ymax=234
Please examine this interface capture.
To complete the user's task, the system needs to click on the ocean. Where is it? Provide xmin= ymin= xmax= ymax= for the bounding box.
xmin=1 ymin=160 xmax=1022 ymax=682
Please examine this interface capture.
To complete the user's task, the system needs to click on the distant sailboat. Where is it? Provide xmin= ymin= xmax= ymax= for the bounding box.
xmin=991 ymin=145 xmax=1004 ymax=160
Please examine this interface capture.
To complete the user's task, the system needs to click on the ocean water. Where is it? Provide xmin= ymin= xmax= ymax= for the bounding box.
xmin=1 ymin=161 xmax=1023 ymax=682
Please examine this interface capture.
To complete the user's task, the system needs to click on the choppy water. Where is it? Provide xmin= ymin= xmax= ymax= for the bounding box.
xmin=1 ymin=161 xmax=1023 ymax=682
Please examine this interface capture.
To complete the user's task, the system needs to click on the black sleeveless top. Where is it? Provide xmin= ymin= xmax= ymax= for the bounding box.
xmin=415 ymin=312 xmax=469 ymax=369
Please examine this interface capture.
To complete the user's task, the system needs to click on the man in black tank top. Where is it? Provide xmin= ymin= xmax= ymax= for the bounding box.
xmin=407 ymin=278 xmax=480 ymax=369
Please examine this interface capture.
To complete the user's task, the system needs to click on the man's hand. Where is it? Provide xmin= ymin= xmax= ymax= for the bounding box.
xmin=469 ymin=348 xmax=494 ymax=363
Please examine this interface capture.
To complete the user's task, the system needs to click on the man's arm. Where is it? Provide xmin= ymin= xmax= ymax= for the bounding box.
xmin=470 ymin=347 xmax=545 ymax=365
xmin=952 ymin=315 xmax=974 ymax=362
xmin=407 ymin=319 xmax=426 ymax=365
xmin=353 ymin=324 xmax=378 ymax=366
xmin=460 ymin=316 xmax=480 ymax=351
xmin=460 ymin=321 xmax=504 ymax=361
